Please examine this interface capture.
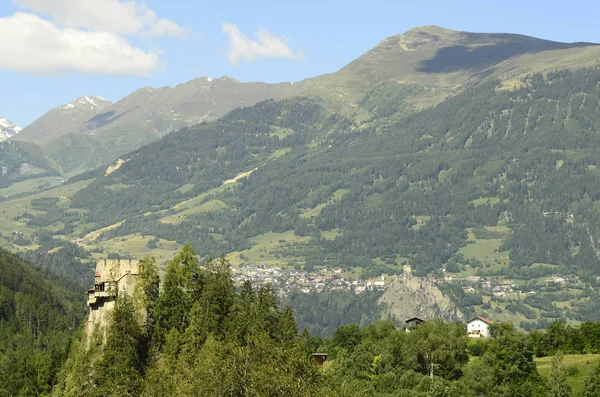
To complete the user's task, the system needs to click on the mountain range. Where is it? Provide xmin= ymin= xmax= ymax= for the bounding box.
xmin=10 ymin=25 xmax=600 ymax=177
xmin=12 ymin=77 xmax=303 ymax=175
xmin=4 ymin=25 xmax=600 ymax=329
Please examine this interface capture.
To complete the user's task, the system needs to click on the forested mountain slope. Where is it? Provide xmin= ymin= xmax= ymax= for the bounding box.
xmin=0 ymin=140 xmax=56 ymax=189
xmin=54 ymin=68 xmax=600 ymax=278
xmin=0 ymin=248 xmax=85 ymax=396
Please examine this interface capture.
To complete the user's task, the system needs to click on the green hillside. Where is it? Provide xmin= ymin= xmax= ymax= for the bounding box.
xmin=4 ymin=28 xmax=600 ymax=330
xmin=0 ymin=248 xmax=85 ymax=396
xmin=0 ymin=140 xmax=57 ymax=192
xmin=296 ymin=25 xmax=600 ymax=115
xmin=48 ymin=68 xmax=600 ymax=278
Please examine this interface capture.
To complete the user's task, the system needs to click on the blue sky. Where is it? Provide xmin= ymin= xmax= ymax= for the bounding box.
xmin=1 ymin=0 xmax=599 ymax=126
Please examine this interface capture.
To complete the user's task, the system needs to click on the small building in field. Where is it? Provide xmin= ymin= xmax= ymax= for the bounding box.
xmin=312 ymin=353 xmax=328 ymax=366
xmin=467 ymin=316 xmax=492 ymax=338
xmin=405 ymin=317 xmax=425 ymax=331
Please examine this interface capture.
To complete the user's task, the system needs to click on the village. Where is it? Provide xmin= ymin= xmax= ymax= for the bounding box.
xmin=230 ymin=264 xmax=387 ymax=294
xmin=440 ymin=272 xmax=580 ymax=298
xmin=229 ymin=260 xmax=581 ymax=299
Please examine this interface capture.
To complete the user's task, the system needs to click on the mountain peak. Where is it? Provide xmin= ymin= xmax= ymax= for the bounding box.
xmin=0 ymin=117 xmax=21 ymax=141
xmin=402 ymin=25 xmax=458 ymax=36
xmin=60 ymin=96 xmax=112 ymax=111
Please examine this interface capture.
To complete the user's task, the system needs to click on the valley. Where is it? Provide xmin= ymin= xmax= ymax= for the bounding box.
xmin=5 ymin=16 xmax=600 ymax=396
xmin=3 ymin=26 xmax=600 ymax=331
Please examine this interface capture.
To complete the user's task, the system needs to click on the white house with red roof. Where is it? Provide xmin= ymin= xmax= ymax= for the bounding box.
xmin=466 ymin=316 xmax=492 ymax=338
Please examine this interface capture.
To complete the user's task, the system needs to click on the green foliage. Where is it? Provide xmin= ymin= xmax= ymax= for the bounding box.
xmin=38 ymin=247 xmax=600 ymax=397
xmin=152 ymin=244 xmax=201 ymax=345
xmin=23 ymin=230 xmax=95 ymax=284
xmin=584 ymin=362 xmax=600 ymax=397
xmin=463 ymin=326 xmax=549 ymax=396
xmin=404 ymin=320 xmax=469 ymax=380
xmin=92 ymin=295 xmax=144 ymax=396
xmin=527 ymin=320 xmax=600 ymax=356
xmin=0 ymin=248 xmax=84 ymax=396
xmin=550 ymin=351 xmax=572 ymax=397
xmin=135 ymin=255 xmax=160 ymax=337
xmin=280 ymin=289 xmax=384 ymax=337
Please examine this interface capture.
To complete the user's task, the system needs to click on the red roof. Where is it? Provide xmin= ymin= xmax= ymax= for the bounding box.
xmin=467 ymin=316 xmax=492 ymax=325
xmin=94 ymin=272 xmax=101 ymax=277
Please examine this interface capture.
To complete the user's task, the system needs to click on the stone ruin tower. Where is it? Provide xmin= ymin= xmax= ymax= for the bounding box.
xmin=86 ymin=258 xmax=141 ymax=336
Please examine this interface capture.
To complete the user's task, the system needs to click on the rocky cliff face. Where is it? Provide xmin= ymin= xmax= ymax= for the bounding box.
xmin=379 ymin=273 xmax=463 ymax=323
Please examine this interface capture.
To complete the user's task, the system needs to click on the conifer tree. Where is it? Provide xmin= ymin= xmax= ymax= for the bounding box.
xmin=197 ymin=255 xmax=235 ymax=339
xmin=277 ymin=305 xmax=298 ymax=343
xmin=152 ymin=245 xmax=199 ymax=347
xmin=135 ymin=255 xmax=160 ymax=337
xmin=93 ymin=295 xmax=143 ymax=397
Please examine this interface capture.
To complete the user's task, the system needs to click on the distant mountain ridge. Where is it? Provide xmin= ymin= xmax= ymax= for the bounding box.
xmin=300 ymin=25 xmax=600 ymax=112
xmin=12 ymin=25 xmax=600 ymax=176
xmin=0 ymin=117 xmax=21 ymax=141
xmin=14 ymin=95 xmax=112 ymax=145
xmin=13 ymin=76 xmax=303 ymax=175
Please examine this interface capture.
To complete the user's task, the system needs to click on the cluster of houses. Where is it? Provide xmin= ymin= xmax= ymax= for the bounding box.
xmin=230 ymin=264 xmax=388 ymax=294
xmin=405 ymin=315 xmax=493 ymax=338
xmin=442 ymin=273 xmax=580 ymax=297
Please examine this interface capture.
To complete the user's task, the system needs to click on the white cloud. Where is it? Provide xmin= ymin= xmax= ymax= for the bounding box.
xmin=0 ymin=13 xmax=160 ymax=76
xmin=222 ymin=23 xmax=302 ymax=65
xmin=13 ymin=0 xmax=187 ymax=37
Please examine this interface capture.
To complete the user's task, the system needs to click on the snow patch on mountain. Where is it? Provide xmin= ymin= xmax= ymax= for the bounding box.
xmin=59 ymin=96 xmax=112 ymax=111
xmin=0 ymin=118 xmax=21 ymax=141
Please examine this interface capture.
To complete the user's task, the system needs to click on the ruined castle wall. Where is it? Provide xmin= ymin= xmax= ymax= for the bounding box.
xmin=85 ymin=259 xmax=142 ymax=344
xmin=96 ymin=259 xmax=141 ymax=282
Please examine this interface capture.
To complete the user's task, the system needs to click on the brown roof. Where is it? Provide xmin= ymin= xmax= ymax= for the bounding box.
xmin=467 ymin=316 xmax=492 ymax=325
xmin=94 ymin=272 xmax=101 ymax=277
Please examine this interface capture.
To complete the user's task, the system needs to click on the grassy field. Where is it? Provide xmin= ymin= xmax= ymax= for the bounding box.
xmin=0 ymin=179 xmax=93 ymax=244
xmin=169 ymin=184 xmax=235 ymax=212
xmin=0 ymin=176 xmax=65 ymax=197
xmin=227 ymin=231 xmax=311 ymax=267
xmin=458 ymin=228 xmax=510 ymax=275
xmin=160 ymin=199 xmax=229 ymax=225
xmin=85 ymin=233 xmax=183 ymax=263
xmin=470 ymin=196 xmax=502 ymax=207
xmin=536 ymin=354 xmax=600 ymax=395
xmin=300 ymin=189 xmax=349 ymax=219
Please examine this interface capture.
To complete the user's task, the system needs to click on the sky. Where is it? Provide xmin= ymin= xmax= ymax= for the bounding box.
xmin=1 ymin=0 xmax=600 ymax=127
